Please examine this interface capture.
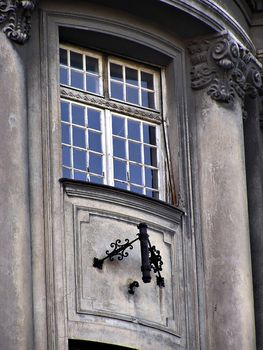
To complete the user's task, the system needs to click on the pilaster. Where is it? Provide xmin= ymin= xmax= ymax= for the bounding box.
xmin=188 ymin=31 xmax=261 ymax=350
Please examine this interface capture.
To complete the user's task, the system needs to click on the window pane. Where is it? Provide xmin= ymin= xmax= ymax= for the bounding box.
xmin=143 ymin=124 xmax=156 ymax=145
xmin=60 ymin=48 xmax=67 ymax=65
xmin=72 ymin=104 xmax=85 ymax=126
xmin=144 ymin=146 xmax=157 ymax=166
xmin=62 ymin=167 xmax=71 ymax=178
xmin=114 ymin=159 xmax=126 ymax=181
xmin=112 ymin=115 xmax=125 ymax=137
xmin=74 ymin=171 xmax=86 ymax=181
xmin=71 ymin=70 xmax=84 ymax=89
xmin=114 ymin=181 xmax=127 ymax=190
xmin=130 ymin=185 xmax=143 ymax=194
xmin=73 ymin=127 xmax=85 ymax=148
xmin=126 ymin=86 xmax=139 ymax=104
xmin=60 ymin=67 xmax=68 ymax=85
xmin=70 ymin=51 xmax=83 ymax=69
xmin=88 ymin=131 xmax=102 ymax=152
xmin=128 ymin=120 xmax=140 ymax=141
xmin=86 ymin=56 xmax=98 ymax=73
xmin=130 ymin=164 xmax=142 ymax=185
xmin=142 ymin=90 xmax=155 ymax=109
xmin=141 ymin=71 xmax=154 ymax=90
xmin=88 ymin=109 xmax=101 ymax=130
xmin=61 ymin=123 xmax=70 ymax=144
xmin=73 ymin=149 xmax=86 ymax=170
xmin=90 ymin=175 xmax=103 ymax=184
xmin=62 ymin=146 xmax=71 ymax=167
xmin=126 ymin=67 xmax=138 ymax=85
xmin=110 ymin=63 xmax=123 ymax=81
xmin=145 ymin=167 xmax=158 ymax=189
xmin=61 ymin=101 xmax=69 ymax=122
xmin=111 ymin=82 xmax=124 ymax=100
xmin=129 ymin=141 xmax=141 ymax=163
xmin=146 ymin=189 xmax=159 ymax=199
xmin=113 ymin=138 xmax=126 ymax=159
xmin=86 ymin=75 xmax=99 ymax=94
xmin=89 ymin=153 xmax=103 ymax=175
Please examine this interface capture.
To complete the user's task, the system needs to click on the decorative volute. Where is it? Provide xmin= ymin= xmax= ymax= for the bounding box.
xmin=0 ymin=0 xmax=38 ymax=44
xmin=188 ymin=31 xmax=262 ymax=104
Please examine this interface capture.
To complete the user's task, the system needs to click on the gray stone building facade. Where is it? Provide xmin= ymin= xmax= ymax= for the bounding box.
xmin=0 ymin=1 xmax=263 ymax=349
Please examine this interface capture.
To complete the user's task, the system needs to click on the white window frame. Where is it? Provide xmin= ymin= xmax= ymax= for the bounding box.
xmin=59 ymin=43 xmax=166 ymax=200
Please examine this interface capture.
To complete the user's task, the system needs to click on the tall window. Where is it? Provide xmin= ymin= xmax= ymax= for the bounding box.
xmin=60 ymin=44 xmax=164 ymax=199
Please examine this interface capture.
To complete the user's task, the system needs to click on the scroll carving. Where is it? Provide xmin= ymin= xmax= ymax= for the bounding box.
xmin=188 ymin=31 xmax=262 ymax=104
xmin=0 ymin=0 xmax=38 ymax=44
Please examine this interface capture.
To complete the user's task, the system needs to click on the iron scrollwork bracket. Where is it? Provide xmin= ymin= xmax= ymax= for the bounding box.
xmin=0 ymin=0 xmax=38 ymax=44
xmin=93 ymin=223 xmax=165 ymax=288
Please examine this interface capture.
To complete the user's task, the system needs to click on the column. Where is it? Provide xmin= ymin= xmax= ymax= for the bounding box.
xmin=188 ymin=32 xmax=261 ymax=350
xmin=0 ymin=2 xmax=38 ymax=348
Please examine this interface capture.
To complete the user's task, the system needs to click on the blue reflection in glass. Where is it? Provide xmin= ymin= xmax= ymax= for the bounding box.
xmin=130 ymin=164 xmax=142 ymax=185
xmin=62 ymin=146 xmax=71 ymax=167
xmin=74 ymin=171 xmax=87 ymax=181
xmin=111 ymin=82 xmax=124 ymax=100
xmin=89 ymin=153 xmax=102 ymax=175
xmin=73 ymin=127 xmax=85 ymax=148
xmin=88 ymin=109 xmax=101 ymax=130
xmin=86 ymin=75 xmax=99 ymax=94
xmin=70 ymin=51 xmax=83 ymax=69
xmin=144 ymin=146 xmax=157 ymax=166
xmin=86 ymin=56 xmax=98 ymax=73
xmin=110 ymin=63 xmax=123 ymax=81
xmin=73 ymin=149 xmax=86 ymax=170
xmin=62 ymin=167 xmax=71 ymax=178
xmin=89 ymin=131 xmax=102 ymax=152
xmin=129 ymin=141 xmax=141 ymax=162
xmin=128 ymin=120 xmax=140 ymax=141
xmin=126 ymin=67 xmax=138 ymax=86
xmin=145 ymin=167 xmax=158 ymax=189
xmin=61 ymin=123 xmax=70 ymax=144
xmin=114 ymin=181 xmax=127 ymax=190
xmin=113 ymin=138 xmax=126 ymax=159
xmin=146 ymin=189 xmax=159 ymax=199
xmin=126 ymin=86 xmax=139 ymax=104
xmin=71 ymin=70 xmax=84 ymax=89
xmin=61 ymin=101 xmax=69 ymax=122
xmin=72 ymin=104 xmax=85 ymax=126
xmin=112 ymin=115 xmax=125 ymax=137
xmin=60 ymin=49 xmax=67 ymax=65
xmin=143 ymin=124 xmax=156 ymax=145
xmin=141 ymin=72 xmax=154 ymax=90
xmin=130 ymin=185 xmax=143 ymax=194
xmin=114 ymin=160 xmax=126 ymax=181
xmin=142 ymin=90 xmax=155 ymax=109
xmin=90 ymin=175 xmax=103 ymax=184
xmin=60 ymin=67 xmax=68 ymax=85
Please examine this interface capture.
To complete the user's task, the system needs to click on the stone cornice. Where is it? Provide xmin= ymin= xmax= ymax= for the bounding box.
xmin=188 ymin=31 xmax=262 ymax=104
xmin=0 ymin=0 xmax=38 ymax=44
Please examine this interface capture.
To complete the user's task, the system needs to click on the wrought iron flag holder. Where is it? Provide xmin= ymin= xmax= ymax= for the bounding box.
xmin=93 ymin=223 xmax=165 ymax=288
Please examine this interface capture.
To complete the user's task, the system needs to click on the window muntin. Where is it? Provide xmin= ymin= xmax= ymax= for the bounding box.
xmin=61 ymin=100 xmax=105 ymax=184
xmin=109 ymin=59 xmax=158 ymax=110
xmin=59 ymin=47 xmax=103 ymax=95
xmin=60 ymin=44 xmax=163 ymax=199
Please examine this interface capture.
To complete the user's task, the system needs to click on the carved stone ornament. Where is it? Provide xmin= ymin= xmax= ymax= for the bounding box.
xmin=0 ymin=0 xmax=38 ymax=44
xmin=188 ymin=31 xmax=262 ymax=104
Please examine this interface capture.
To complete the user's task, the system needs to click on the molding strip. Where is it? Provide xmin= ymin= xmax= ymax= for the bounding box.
xmin=0 ymin=0 xmax=38 ymax=44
